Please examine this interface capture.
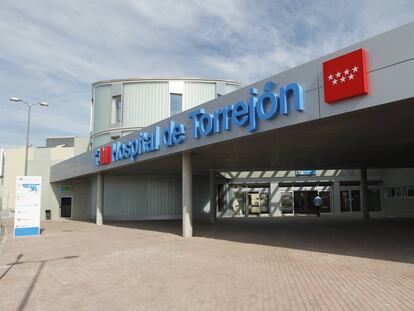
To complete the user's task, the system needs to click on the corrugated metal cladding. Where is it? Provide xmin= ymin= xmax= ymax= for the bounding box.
xmin=92 ymin=135 xmax=110 ymax=148
xmin=90 ymin=79 xmax=239 ymax=148
xmin=123 ymin=82 xmax=169 ymax=128
xmin=90 ymin=178 xmax=97 ymax=218
xmin=104 ymin=176 xmax=181 ymax=219
xmin=225 ymin=83 xmax=239 ymax=94
xmin=70 ymin=182 xmax=91 ymax=219
xmin=85 ymin=175 xmax=210 ymax=220
xmin=183 ymin=82 xmax=216 ymax=111
xmin=93 ymin=84 xmax=112 ymax=134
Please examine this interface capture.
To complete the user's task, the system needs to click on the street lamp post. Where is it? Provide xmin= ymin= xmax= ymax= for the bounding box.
xmin=9 ymin=97 xmax=49 ymax=176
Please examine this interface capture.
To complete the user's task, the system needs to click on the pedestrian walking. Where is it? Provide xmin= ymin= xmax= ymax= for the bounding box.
xmin=313 ymin=194 xmax=323 ymax=217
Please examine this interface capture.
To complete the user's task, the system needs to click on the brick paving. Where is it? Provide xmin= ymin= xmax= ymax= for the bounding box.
xmin=0 ymin=217 xmax=413 ymax=311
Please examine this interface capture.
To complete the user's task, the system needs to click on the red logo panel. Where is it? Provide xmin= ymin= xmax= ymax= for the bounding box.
xmin=99 ymin=146 xmax=112 ymax=165
xmin=323 ymin=48 xmax=368 ymax=103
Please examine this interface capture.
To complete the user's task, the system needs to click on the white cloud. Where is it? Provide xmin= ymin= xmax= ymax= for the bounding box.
xmin=0 ymin=0 xmax=413 ymax=148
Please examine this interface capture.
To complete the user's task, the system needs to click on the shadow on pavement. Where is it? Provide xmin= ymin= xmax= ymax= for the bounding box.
xmin=1 ymin=255 xmax=79 ymax=311
xmin=0 ymin=253 xmax=23 ymax=280
xmin=107 ymin=217 xmax=414 ymax=264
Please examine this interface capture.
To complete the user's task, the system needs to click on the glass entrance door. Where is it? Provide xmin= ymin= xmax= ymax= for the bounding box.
xmin=294 ymin=191 xmax=318 ymax=214
xmin=340 ymin=190 xmax=361 ymax=213
xmin=340 ymin=190 xmax=351 ymax=212
xmin=350 ymin=190 xmax=361 ymax=211
xmin=60 ymin=197 xmax=72 ymax=218
xmin=247 ymin=192 xmax=269 ymax=215
xmin=232 ymin=192 xmax=245 ymax=216
xmin=319 ymin=191 xmax=332 ymax=213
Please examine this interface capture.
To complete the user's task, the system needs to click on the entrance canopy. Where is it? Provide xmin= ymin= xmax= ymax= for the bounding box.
xmin=51 ymin=22 xmax=414 ymax=182
xmin=55 ymin=98 xmax=414 ymax=180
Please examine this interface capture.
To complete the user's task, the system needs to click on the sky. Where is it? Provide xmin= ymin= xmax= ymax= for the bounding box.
xmin=0 ymin=0 xmax=413 ymax=148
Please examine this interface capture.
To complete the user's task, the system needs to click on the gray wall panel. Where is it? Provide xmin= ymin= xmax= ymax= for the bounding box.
xmin=183 ymin=82 xmax=216 ymax=111
xmin=90 ymin=177 xmax=97 ymax=218
xmin=70 ymin=182 xmax=91 ymax=220
xmin=103 ymin=176 xmax=181 ymax=219
xmin=85 ymin=175 xmax=211 ymax=220
xmin=225 ymin=83 xmax=239 ymax=94
xmin=123 ymin=82 xmax=169 ymax=128
xmin=193 ymin=175 xmax=211 ymax=218
xmin=92 ymin=134 xmax=110 ymax=148
xmin=93 ymin=85 xmax=112 ymax=134
xmin=319 ymin=60 xmax=414 ymax=118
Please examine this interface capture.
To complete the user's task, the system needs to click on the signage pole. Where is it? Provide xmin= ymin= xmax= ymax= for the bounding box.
xmin=24 ymin=105 xmax=32 ymax=176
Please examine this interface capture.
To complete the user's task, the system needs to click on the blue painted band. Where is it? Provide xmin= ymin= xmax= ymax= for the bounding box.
xmin=15 ymin=227 xmax=39 ymax=237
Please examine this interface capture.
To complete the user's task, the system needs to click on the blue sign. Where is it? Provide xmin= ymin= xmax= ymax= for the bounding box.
xmin=189 ymin=81 xmax=303 ymax=138
xmin=14 ymin=176 xmax=42 ymax=238
xmin=295 ymin=170 xmax=317 ymax=176
xmin=96 ymin=81 xmax=304 ymax=166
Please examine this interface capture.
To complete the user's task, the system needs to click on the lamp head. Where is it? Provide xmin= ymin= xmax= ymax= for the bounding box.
xmin=38 ymin=101 xmax=49 ymax=107
xmin=9 ymin=97 xmax=22 ymax=102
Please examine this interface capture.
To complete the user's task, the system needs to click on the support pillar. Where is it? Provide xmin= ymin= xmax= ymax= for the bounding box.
xmin=96 ymin=172 xmax=104 ymax=225
xmin=333 ymin=181 xmax=341 ymax=216
xmin=360 ymin=168 xmax=369 ymax=221
xmin=209 ymin=170 xmax=217 ymax=224
xmin=270 ymin=182 xmax=281 ymax=217
xmin=182 ymin=152 xmax=193 ymax=237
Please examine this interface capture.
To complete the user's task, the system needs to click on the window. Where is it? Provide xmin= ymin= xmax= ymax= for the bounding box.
xmin=281 ymin=192 xmax=294 ymax=214
xmin=111 ymin=95 xmax=122 ymax=124
xmin=319 ymin=191 xmax=332 ymax=213
xmin=385 ymin=186 xmax=414 ymax=198
xmin=170 ymin=94 xmax=182 ymax=116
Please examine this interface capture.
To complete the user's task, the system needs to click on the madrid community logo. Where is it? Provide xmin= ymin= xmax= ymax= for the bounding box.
xmin=323 ymin=48 xmax=369 ymax=103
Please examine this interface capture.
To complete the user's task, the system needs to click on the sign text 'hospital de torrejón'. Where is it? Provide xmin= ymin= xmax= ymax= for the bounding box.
xmin=95 ymin=81 xmax=304 ymax=166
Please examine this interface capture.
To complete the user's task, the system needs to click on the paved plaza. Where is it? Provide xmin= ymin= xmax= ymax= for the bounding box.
xmin=0 ymin=217 xmax=413 ymax=311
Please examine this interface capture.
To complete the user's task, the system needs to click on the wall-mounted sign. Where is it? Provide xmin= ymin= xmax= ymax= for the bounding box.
xmin=95 ymin=81 xmax=304 ymax=166
xmin=323 ymin=48 xmax=368 ymax=103
xmin=14 ymin=176 xmax=42 ymax=237
xmin=59 ymin=184 xmax=72 ymax=193
xmin=295 ymin=170 xmax=317 ymax=176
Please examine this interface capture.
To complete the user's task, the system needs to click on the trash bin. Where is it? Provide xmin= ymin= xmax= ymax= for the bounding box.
xmin=45 ymin=210 xmax=51 ymax=220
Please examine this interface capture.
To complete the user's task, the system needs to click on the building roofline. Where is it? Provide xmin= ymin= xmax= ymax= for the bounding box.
xmin=92 ymin=77 xmax=240 ymax=86
xmin=46 ymin=136 xmax=76 ymax=139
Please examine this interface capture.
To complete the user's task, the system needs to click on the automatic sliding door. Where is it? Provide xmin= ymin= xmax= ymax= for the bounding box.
xmin=340 ymin=191 xmax=351 ymax=212
xmin=351 ymin=190 xmax=361 ymax=212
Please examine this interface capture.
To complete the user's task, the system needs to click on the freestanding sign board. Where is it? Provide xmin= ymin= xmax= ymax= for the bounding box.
xmin=14 ymin=176 xmax=42 ymax=237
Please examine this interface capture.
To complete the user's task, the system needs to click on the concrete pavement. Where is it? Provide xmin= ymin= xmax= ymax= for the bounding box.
xmin=0 ymin=217 xmax=413 ymax=311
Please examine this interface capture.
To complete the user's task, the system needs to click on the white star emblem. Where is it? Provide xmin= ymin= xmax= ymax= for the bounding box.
xmin=332 ymin=79 xmax=338 ymax=85
xmin=335 ymin=71 xmax=341 ymax=78
xmin=340 ymin=77 xmax=346 ymax=83
xmin=352 ymin=66 xmax=358 ymax=73
xmin=344 ymin=69 xmax=350 ymax=75
xmin=328 ymin=74 xmax=333 ymax=80
xmin=348 ymin=74 xmax=354 ymax=80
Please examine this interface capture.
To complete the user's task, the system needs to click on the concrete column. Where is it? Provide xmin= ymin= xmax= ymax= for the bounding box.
xmin=223 ymin=182 xmax=230 ymax=216
xmin=333 ymin=181 xmax=341 ymax=216
xmin=270 ymin=182 xmax=282 ymax=217
xmin=182 ymin=152 xmax=193 ymax=237
xmin=209 ymin=170 xmax=217 ymax=224
xmin=361 ymin=168 xmax=369 ymax=221
xmin=96 ymin=172 xmax=104 ymax=225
